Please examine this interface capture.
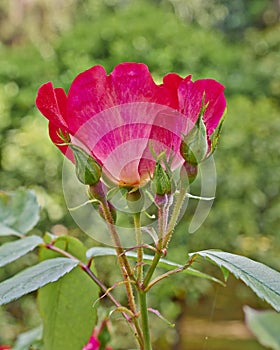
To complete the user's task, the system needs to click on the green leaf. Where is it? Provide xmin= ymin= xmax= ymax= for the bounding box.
xmin=0 ymin=189 xmax=40 ymax=236
xmin=191 ymin=250 xmax=280 ymax=311
xmin=86 ymin=247 xmax=224 ymax=285
xmin=220 ymin=265 xmax=230 ymax=282
xmin=13 ymin=325 xmax=43 ymax=350
xmin=244 ymin=306 xmax=280 ymax=350
xmin=38 ymin=236 xmax=98 ymax=350
xmin=0 ymin=257 xmax=78 ymax=305
xmin=97 ymin=319 xmax=111 ymax=348
xmin=0 ymin=235 xmax=43 ymax=267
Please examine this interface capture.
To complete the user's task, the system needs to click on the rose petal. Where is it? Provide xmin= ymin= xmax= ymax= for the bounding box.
xmin=138 ymin=106 xmax=192 ymax=177
xmin=203 ymin=88 xmax=226 ymax=134
xmin=67 ymin=65 xmax=114 ymax=134
xmin=162 ymin=73 xmax=186 ymax=108
xmin=66 ymin=63 xmax=175 ymax=135
xmin=49 ymin=122 xmax=74 ymax=162
xmin=178 ymin=78 xmax=226 ymax=134
xmin=110 ymin=62 xmax=171 ymax=105
xmin=36 ymin=82 xmax=67 ymax=128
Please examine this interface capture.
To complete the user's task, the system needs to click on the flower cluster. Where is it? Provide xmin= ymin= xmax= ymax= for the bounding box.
xmin=36 ymin=63 xmax=226 ymax=193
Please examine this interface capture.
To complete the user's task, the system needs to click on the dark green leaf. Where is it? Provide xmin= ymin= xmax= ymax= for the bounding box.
xmin=0 ymin=235 xmax=43 ymax=267
xmin=0 ymin=189 xmax=40 ymax=236
xmin=0 ymin=257 xmax=78 ymax=305
xmin=191 ymin=250 xmax=280 ymax=311
xmin=38 ymin=236 xmax=98 ymax=350
xmin=87 ymin=247 xmax=224 ymax=285
xmin=244 ymin=306 xmax=280 ymax=350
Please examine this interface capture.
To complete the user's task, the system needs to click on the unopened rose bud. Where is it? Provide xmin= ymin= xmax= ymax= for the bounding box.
xmin=152 ymin=162 xmax=172 ymax=195
xmin=70 ymin=144 xmax=102 ymax=185
xmin=154 ymin=193 xmax=172 ymax=208
xmin=89 ymin=182 xmax=106 ymax=202
xmin=180 ymin=114 xmax=208 ymax=165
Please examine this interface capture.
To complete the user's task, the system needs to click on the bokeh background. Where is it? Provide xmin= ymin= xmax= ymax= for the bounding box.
xmin=0 ymin=0 xmax=280 ymax=349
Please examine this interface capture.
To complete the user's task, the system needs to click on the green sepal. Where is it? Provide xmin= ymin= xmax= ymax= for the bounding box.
xmin=210 ymin=108 xmax=227 ymax=154
xmin=70 ymin=144 xmax=102 ymax=185
xmin=180 ymin=113 xmax=208 ymax=165
xmin=152 ymin=162 xmax=172 ymax=195
xmin=57 ymin=129 xmax=71 ymax=143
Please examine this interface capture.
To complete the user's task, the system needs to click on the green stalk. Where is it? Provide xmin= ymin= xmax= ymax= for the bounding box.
xmin=142 ymin=202 xmax=165 ymax=288
xmin=142 ymin=251 xmax=161 ymax=289
xmin=138 ymin=290 xmax=152 ymax=350
xmin=100 ymin=201 xmax=137 ymax=313
xmin=100 ymin=202 xmax=134 ymax=274
xmin=162 ymin=188 xmax=186 ymax=248
xmin=143 ymin=189 xmax=186 ymax=288
xmin=134 ymin=212 xmax=143 ymax=282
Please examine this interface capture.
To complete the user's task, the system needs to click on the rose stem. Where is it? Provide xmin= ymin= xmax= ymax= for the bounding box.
xmin=163 ymin=187 xmax=186 ymax=247
xmin=99 ymin=201 xmax=143 ymax=344
xmin=133 ymin=212 xmax=143 ymax=282
xmin=143 ymin=194 xmax=171 ymax=288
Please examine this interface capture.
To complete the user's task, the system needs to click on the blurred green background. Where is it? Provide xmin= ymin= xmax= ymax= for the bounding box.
xmin=1 ymin=0 xmax=280 ymax=349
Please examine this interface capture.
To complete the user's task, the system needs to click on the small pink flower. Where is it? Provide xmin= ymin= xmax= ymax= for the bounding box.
xmin=0 ymin=346 xmax=12 ymax=350
xmin=36 ymin=63 xmax=226 ymax=187
xmin=82 ymin=331 xmax=100 ymax=350
xmin=82 ymin=330 xmax=112 ymax=350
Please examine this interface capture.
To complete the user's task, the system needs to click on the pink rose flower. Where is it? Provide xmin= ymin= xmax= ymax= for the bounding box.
xmin=36 ymin=63 xmax=225 ymax=187
xmin=82 ymin=330 xmax=112 ymax=350
xmin=82 ymin=332 xmax=100 ymax=350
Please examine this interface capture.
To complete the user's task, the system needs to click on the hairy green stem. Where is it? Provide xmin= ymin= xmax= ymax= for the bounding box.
xmin=163 ymin=188 xmax=186 ymax=248
xmin=100 ymin=201 xmax=137 ymax=311
xmin=100 ymin=201 xmax=135 ymax=279
xmin=143 ymin=190 xmax=186 ymax=289
xmin=134 ymin=212 xmax=143 ymax=283
xmin=145 ymin=259 xmax=194 ymax=291
xmin=99 ymin=201 xmax=145 ymax=346
xmin=142 ymin=251 xmax=161 ymax=289
xmin=142 ymin=203 xmax=165 ymax=288
xmin=138 ymin=290 xmax=152 ymax=350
